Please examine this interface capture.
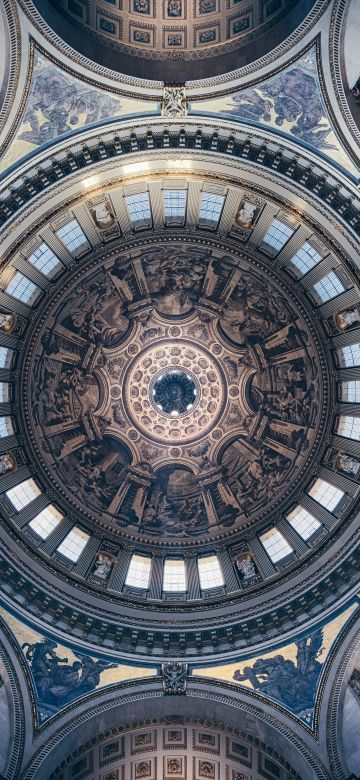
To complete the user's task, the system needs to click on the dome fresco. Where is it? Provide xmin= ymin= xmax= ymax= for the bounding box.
xmin=23 ymin=238 xmax=327 ymax=544
xmin=0 ymin=1 xmax=360 ymax=778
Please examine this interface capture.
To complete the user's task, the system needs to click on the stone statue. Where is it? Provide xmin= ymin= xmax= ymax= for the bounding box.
xmin=0 ymin=312 xmax=14 ymax=332
xmin=336 ymin=307 xmax=360 ymax=330
xmin=92 ymin=554 xmax=113 ymax=580
xmin=336 ymin=453 xmax=360 ymax=477
xmin=0 ymin=453 xmax=15 ymax=475
xmin=91 ymin=202 xmax=115 ymax=229
xmin=236 ymin=200 xmax=257 ymax=229
xmin=236 ymin=554 xmax=257 ymax=581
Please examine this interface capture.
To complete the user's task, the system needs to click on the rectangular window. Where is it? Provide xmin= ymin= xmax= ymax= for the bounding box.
xmin=163 ymin=189 xmax=187 ymax=223
xmin=27 ymin=242 xmax=62 ymax=276
xmin=163 ymin=559 xmax=187 ymax=592
xmin=56 ymin=219 xmax=87 ymax=252
xmin=198 ymin=192 xmax=225 ymax=228
xmin=198 ymin=555 xmax=224 ymax=589
xmin=0 ymin=348 xmax=13 ymax=369
xmin=125 ymin=554 xmax=152 ymax=589
xmin=287 ymin=506 xmax=321 ymax=540
xmin=262 ymin=219 xmax=294 ymax=252
xmin=341 ymin=344 xmax=360 ymax=368
xmin=57 ymin=527 xmax=89 ymax=562
xmin=5 ymin=272 xmax=39 ymax=304
xmin=0 ymin=383 xmax=9 ymax=402
xmin=308 ymin=479 xmax=344 ymax=512
xmin=289 ymin=242 xmax=322 ymax=275
xmin=313 ymin=271 xmax=345 ymax=302
xmin=337 ymin=415 xmax=360 ymax=440
xmin=260 ymin=527 xmax=293 ymax=563
xmin=125 ymin=193 xmax=151 ymax=226
xmin=29 ymin=505 xmax=63 ymax=540
xmin=6 ymin=478 xmax=41 ymax=511
xmin=342 ymin=381 xmax=360 ymax=402
xmin=0 ymin=417 xmax=13 ymax=438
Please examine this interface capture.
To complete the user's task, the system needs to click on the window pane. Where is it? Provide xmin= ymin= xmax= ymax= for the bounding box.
xmin=289 ymin=242 xmax=322 ymax=275
xmin=29 ymin=505 xmax=63 ymax=540
xmin=6 ymin=478 xmax=40 ymax=510
xmin=0 ymin=348 xmax=13 ymax=369
xmin=262 ymin=219 xmax=294 ymax=251
xmin=28 ymin=242 xmax=61 ymax=276
xmin=125 ymin=193 xmax=151 ymax=225
xmin=56 ymin=219 xmax=87 ymax=252
xmin=342 ymin=381 xmax=360 ymax=402
xmin=199 ymin=192 xmax=224 ymax=226
xmin=337 ymin=415 xmax=360 ymax=440
xmin=163 ymin=189 xmax=187 ymax=221
xmin=198 ymin=555 xmax=224 ymax=589
xmin=287 ymin=506 xmax=321 ymax=540
xmin=341 ymin=344 xmax=360 ymax=367
xmin=308 ymin=479 xmax=344 ymax=511
xmin=125 ymin=554 xmax=152 ymax=589
xmin=5 ymin=272 xmax=38 ymax=304
xmin=313 ymin=271 xmax=345 ymax=302
xmin=260 ymin=528 xmax=293 ymax=562
xmin=0 ymin=417 xmax=13 ymax=438
xmin=57 ymin=527 xmax=89 ymax=562
xmin=0 ymin=383 xmax=9 ymax=402
xmin=163 ymin=559 xmax=187 ymax=592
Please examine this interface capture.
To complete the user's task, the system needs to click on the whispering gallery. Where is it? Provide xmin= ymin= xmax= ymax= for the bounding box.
xmin=0 ymin=1 xmax=360 ymax=778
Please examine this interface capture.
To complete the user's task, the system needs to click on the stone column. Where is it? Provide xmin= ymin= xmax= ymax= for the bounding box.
xmin=218 ymin=548 xmax=238 ymax=592
xmin=149 ymin=556 xmax=163 ymax=600
xmin=248 ymin=536 xmax=276 ymax=578
xmin=109 ymin=548 xmax=133 ymax=592
xmin=186 ymin=555 xmax=201 ymax=600
xmin=41 ymin=517 xmax=74 ymax=555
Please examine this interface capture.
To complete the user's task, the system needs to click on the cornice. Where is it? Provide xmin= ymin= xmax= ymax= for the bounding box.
xmin=326 ymin=622 xmax=360 ymax=780
xmin=329 ymin=0 xmax=360 ymax=151
xmin=0 ymin=620 xmax=25 ymax=780
xmin=0 ymin=1 xmax=22 ymax=139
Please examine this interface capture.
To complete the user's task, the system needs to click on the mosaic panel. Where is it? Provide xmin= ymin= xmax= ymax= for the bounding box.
xmin=198 ymin=0 xmax=217 ymax=14
xmin=0 ymin=51 xmax=160 ymax=175
xmin=195 ymin=23 xmax=220 ymax=45
xmin=0 ymin=608 xmax=156 ymax=723
xmin=164 ymin=28 xmax=186 ymax=46
xmin=130 ymin=24 xmax=155 ymax=44
xmin=166 ymin=0 xmax=184 ymax=17
xmin=163 ymin=728 xmax=187 ymax=749
xmin=189 ymin=47 xmax=359 ymax=177
xmin=194 ymin=730 xmax=220 ymax=754
xmin=164 ymin=755 xmax=186 ymax=779
xmin=133 ymin=0 xmax=152 ymax=14
xmin=131 ymin=730 xmax=157 ymax=753
xmin=193 ymin=604 xmax=357 ymax=727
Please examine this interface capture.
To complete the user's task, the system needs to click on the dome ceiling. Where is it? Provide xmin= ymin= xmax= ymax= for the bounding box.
xmin=31 ymin=0 xmax=317 ymax=80
xmin=24 ymin=237 xmax=326 ymax=546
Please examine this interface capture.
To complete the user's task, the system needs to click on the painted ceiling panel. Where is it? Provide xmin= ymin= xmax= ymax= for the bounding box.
xmin=189 ymin=47 xmax=359 ymax=177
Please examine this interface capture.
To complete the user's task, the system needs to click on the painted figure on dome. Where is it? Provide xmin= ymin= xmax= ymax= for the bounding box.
xmin=22 ymin=638 xmax=118 ymax=706
xmin=233 ymin=630 xmax=324 ymax=713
